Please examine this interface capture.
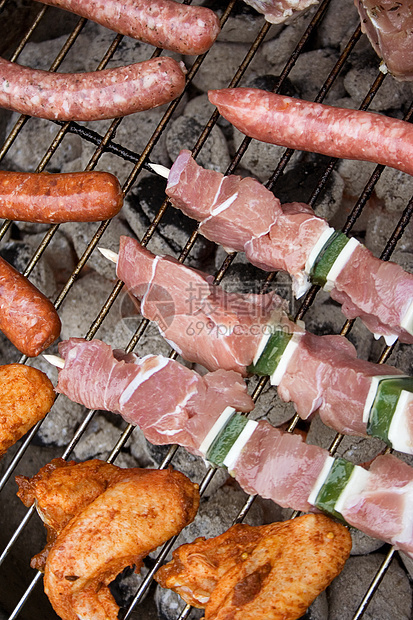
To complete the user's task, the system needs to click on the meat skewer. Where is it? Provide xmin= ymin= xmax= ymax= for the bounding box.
xmin=46 ymin=338 xmax=413 ymax=559
xmin=162 ymin=150 xmax=413 ymax=346
xmin=46 ymin=337 xmax=254 ymax=455
xmin=101 ymin=237 xmax=413 ymax=454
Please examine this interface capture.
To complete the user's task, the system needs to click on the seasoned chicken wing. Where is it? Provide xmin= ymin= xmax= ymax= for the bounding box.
xmin=16 ymin=460 xmax=199 ymax=620
xmin=16 ymin=458 xmax=140 ymax=570
xmin=0 ymin=363 xmax=54 ymax=457
xmin=155 ymin=513 xmax=352 ymax=620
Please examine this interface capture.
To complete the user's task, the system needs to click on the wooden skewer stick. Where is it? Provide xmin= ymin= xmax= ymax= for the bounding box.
xmin=98 ymin=247 xmax=118 ymax=264
xmin=147 ymin=162 xmax=170 ymax=179
xmin=43 ymin=354 xmax=65 ymax=368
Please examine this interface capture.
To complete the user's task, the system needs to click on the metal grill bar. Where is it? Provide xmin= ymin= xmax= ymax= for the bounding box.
xmin=0 ymin=1 xmax=412 ymax=619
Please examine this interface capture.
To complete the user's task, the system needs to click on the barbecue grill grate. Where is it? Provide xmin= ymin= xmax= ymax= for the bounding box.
xmin=0 ymin=1 xmax=412 ymax=619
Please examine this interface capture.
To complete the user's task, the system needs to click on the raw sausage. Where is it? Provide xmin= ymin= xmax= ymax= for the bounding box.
xmin=0 ymin=364 xmax=55 ymax=457
xmin=208 ymin=87 xmax=413 ymax=177
xmin=0 ymin=56 xmax=186 ymax=121
xmin=0 ymin=257 xmax=61 ymax=357
xmin=37 ymin=0 xmax=221 ymax=55
xmin=0 ymin=170 xmax=123 ymax=223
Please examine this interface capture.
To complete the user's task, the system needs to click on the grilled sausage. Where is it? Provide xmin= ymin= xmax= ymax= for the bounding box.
xmin=0 ymin=56 xmax=186 ymax=121
xmin=0 ymin=170 xmax=123 ymax=223
xmin=0 ymin=257 xmax=61 ymax=357
xmin=37 ymin=0 xmax=221 ymax=55
xmin=0 ymin=364 xmax=55 ymax=457
xmin=208 ymin=87 xmax=413 ymax=177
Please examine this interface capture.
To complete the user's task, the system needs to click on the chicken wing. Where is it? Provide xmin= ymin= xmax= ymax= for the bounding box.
xmin=0 ymin=363 xmax=54 ymax=457
xmin=16 ymin=458 xmax=139 ymax=570
xmin=155 ymin=513 xmax=352 ymax=620
xmin=17 ymin=460 xmax=199 ymax=620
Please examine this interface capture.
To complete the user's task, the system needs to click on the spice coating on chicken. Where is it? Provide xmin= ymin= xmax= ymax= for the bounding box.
xmin=16 ymin=458 xmax=138 ymax=570
xmin=17 ymin=460 xmax=200 ymax=620
xmin=155 ymin=513 xmax=352 ymax=620
xmin=0 ymin=364 xmax=55 ymax=457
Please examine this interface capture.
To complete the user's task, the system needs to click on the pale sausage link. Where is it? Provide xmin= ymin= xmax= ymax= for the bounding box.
xmin=0 ymin=56 xmax=186 ymax=121
xmin=208 ymin=88 xmax=413 ymax=177
xmin=37 ymin=0 xmax=221 ymax=55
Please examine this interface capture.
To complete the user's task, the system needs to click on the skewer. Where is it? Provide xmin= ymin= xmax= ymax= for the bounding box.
xmin=43 ymin=354 xmax=65 ymax=368
xmin=147 ymin=162 xmax=170 ymax=179
xmin=98 ymin=247 xmax=118 ymax=263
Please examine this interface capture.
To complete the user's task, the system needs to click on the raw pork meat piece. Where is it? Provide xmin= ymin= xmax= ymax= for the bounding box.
xmin=330 ymin=242 xmax=413 ymax=344
xmin=340 ymin=453 xmax=413 ymax=555
xmin=166 ymin=150 xmax=413 ymax=345
xmin=56 ymin=338 xmax=253 ymax=455
xmin=165 ymin=149 xmax=281 ymax=253
xmin=245 ymin=201 xmax=330 ymax=292
xmin=277 ymin=331 xmax=404 ymax=435
xmin=242 ymin=0 xmax=319 ymax=23
xmin=117 ymin=235 xmax=294 ymax=375
xmin=355 ymin=0 xmax=413 ymax=81
xmin=230 ymin=420 xmax=328 ymax=512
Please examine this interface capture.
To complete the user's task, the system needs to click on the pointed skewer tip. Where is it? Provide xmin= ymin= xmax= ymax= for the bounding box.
xmin=98 ymin=247 xmax=119 ymax=263
xmin=43 ymin=354 xmax=65 ymax=369
xmin=147 ymin=162 xmax=170 ymax=179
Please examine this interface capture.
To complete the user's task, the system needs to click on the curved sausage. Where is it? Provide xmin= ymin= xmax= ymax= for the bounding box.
xmin=0 ymin=56 xmax=186 ymax=121
xmin=0 ymin=257 xmax=61 ymax=357
xmin=37 ymin=0 xmax=221 ymax=55
xmin=208 ymin=87 xmax=413 ymax=177
xmin=0 ymin=171 xmax=123 ymax=223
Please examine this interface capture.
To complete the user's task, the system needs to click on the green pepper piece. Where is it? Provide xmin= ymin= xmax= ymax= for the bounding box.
xmin=310 ymin=231 xmax=349 ymax=287
xmin=367 ymin=376 xmax=413 ymax=445
xmin=247 ymin=329 xmax=293 ymax=376
xmin=315 ymin=457 xmax=354 ymax=521
xmin=206 ymin=413 xmax=248 ymax=467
